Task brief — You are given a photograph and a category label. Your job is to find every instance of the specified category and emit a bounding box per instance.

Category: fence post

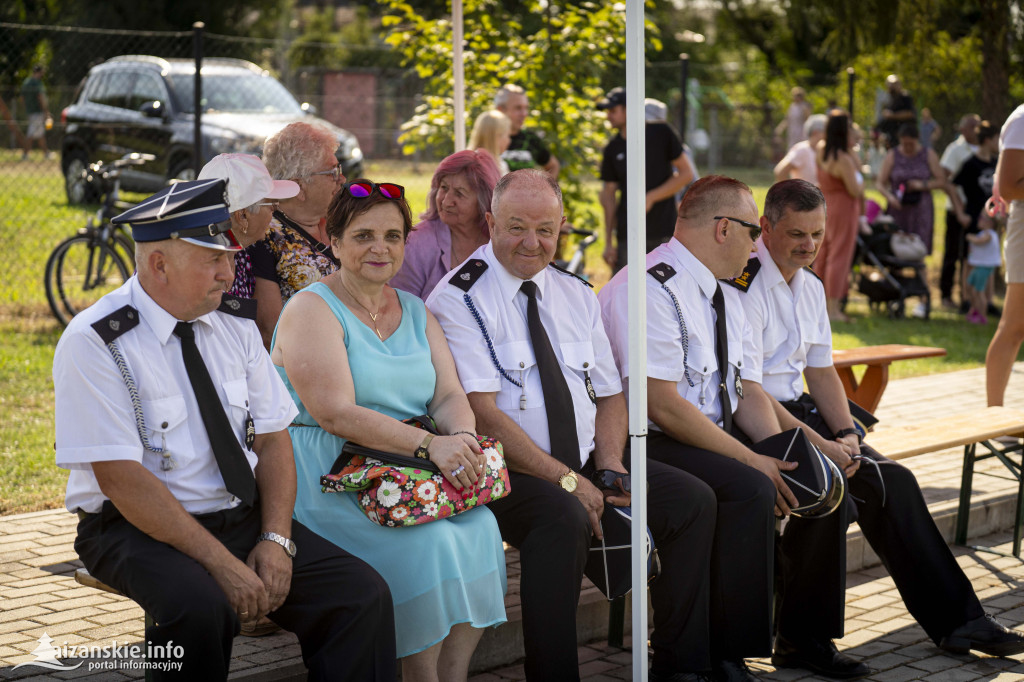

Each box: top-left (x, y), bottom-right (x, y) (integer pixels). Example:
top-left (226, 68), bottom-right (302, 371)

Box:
top-left (193, 21), bottom-right (204, 173)
top-left (679, 53), bottom-right (689, 144)
top-left (847, 67), bottom-right (855, 120)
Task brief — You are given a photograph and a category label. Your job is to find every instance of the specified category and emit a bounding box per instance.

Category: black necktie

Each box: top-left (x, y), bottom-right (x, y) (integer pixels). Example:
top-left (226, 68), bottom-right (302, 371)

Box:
top-left (520, 280), bottom-right (580, 469)
top-left (711, 284), bottom-right (733, 434)
top-left (173, 321), bottom-right (256, 506)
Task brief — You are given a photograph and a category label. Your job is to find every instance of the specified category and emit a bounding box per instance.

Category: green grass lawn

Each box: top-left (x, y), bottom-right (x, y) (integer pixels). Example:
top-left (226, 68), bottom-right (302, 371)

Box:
top-left (0, 156), bottom-right (1003, 513)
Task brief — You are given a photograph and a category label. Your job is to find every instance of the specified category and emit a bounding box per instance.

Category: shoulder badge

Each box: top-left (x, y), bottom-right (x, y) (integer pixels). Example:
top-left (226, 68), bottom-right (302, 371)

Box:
top-left (723, 257), bottom-right (761, 292)
top-left (647, 262), bottom-right (677, 284)
top-left (803, 265), bottom-right (822, 282)
top-left (90, 305), bottom-right (140, 344)
top-left (547, 262), bottom-right (593, 288)
top-left (450, 259), bottom-right (488, 292)
top-left (217, 294), bottom-right (257, 320)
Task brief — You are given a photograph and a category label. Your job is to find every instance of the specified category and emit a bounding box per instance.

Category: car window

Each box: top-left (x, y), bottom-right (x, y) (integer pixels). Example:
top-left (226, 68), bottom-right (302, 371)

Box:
top-left (166, 72), bottom-right (304, 115)
top-left (86, 70), bottom-right (134, 109)
top-left (130, 72), bottom-right (168, 111)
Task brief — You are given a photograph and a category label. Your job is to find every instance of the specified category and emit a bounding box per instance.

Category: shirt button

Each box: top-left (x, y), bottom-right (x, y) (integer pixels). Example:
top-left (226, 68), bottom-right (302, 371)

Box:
top-left (161, 421), bottom-right (168, 429)
top-left (583, 362), bottom-right (590, 368)
top-left (519, 362), bottom-right (525, 368)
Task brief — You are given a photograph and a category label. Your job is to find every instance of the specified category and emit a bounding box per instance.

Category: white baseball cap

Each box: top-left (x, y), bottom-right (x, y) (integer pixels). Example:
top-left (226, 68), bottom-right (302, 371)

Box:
top-left (198, 153), bottom-right (299, 213)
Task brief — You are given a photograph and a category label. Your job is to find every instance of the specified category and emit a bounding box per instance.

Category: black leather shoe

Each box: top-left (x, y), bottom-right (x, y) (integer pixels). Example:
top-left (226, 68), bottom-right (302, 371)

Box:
top-left (940, 613), bottom-right (1024, 656)
top-left (650, 671), bottom-right (713, 682)
top-left (711, 658), bottom-right (760, 682)
top-left (772, 636), bottom-right (871, 679)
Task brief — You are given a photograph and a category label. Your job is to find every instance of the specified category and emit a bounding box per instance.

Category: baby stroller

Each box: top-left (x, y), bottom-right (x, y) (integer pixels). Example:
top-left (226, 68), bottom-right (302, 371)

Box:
top-left (852, 214), bottom-right (931, 319)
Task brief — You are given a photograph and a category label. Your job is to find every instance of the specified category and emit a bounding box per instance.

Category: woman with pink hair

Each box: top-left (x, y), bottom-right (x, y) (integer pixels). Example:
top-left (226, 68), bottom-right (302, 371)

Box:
top-left (391, 149), bottom-right (501, 299)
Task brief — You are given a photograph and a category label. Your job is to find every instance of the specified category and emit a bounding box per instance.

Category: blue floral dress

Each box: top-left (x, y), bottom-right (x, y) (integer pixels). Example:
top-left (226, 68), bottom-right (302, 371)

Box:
top-left (274, 282), bottom-right (507, 657)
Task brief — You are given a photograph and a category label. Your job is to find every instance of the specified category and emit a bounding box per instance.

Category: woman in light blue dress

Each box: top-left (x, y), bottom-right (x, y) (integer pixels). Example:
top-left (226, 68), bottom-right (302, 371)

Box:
top-left (271, 180), bottom-right (506, 682)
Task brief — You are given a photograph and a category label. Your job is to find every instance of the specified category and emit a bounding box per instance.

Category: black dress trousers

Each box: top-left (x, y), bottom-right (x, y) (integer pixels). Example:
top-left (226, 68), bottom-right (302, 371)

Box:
top-left (779, 395), bottom-right (983, 644)
top-left (647, 431), bottom-right (777, 660)
top-left (490, 458), bottom-right (719, 679)
top-left (74, 501), bottom-right (397, 682)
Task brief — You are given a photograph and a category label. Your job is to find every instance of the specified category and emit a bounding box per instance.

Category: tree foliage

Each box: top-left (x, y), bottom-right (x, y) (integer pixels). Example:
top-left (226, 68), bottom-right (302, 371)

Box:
top-left (379, 0), bottom-right (661, 225)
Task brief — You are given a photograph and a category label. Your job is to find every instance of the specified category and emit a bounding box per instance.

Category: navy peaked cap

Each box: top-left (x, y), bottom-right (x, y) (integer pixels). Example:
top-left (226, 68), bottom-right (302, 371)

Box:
top-left (111, 179), bottom-right (239, 251)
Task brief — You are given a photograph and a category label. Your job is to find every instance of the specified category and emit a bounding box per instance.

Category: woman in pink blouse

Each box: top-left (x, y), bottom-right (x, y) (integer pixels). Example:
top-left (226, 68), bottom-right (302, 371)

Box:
top-left (390, 149), bottom-right (500, 299)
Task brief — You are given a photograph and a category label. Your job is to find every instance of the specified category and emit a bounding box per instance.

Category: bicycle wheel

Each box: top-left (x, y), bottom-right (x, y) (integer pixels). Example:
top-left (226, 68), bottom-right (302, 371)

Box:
top-left (111, 231), bottom-right (137, 272)
top-left (45, 235), bottom-right (131, 326)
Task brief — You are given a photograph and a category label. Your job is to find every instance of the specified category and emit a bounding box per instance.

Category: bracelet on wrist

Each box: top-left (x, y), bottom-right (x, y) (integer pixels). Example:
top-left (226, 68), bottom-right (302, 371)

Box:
top-left (452, 430), bottom-right (476, 438)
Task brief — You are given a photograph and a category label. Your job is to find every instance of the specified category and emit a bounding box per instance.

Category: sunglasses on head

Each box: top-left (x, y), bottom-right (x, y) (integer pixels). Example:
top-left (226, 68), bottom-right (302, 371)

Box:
top-left (344, 180), bottom-right (405, 200)
top-left (714, 215), bottom-right (762, 242)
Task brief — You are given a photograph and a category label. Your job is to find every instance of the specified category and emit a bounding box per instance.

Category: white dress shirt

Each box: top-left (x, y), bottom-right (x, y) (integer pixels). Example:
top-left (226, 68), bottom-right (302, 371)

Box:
top-left (737, 240), bottom-right (833, 403)
top-left (597, 238), bottom-right (759, 430)
top-left (55, 276), bottom-right (298, 514)
top-left (426, 243), bottom-right (622, 469)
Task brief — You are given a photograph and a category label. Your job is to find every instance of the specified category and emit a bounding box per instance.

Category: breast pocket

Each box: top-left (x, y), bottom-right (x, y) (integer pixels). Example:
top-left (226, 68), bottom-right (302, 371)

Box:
top-left (684, 343), bottom-right (716, 408)
top-left (222, 377), bottom-right (251, 443)
top-left (140, 394), bottom-right (189, 468)
top-left (560, 340), bottom-right (596, 401)
top-left (495, 341), bottom-right (536, 410)
top-left (727, 339), bottom-right (746, 381)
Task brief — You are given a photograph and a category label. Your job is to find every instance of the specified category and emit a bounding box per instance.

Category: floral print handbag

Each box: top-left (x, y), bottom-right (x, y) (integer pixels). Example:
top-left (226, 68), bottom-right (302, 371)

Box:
top-left (320, 417), bottom-right (511, 527)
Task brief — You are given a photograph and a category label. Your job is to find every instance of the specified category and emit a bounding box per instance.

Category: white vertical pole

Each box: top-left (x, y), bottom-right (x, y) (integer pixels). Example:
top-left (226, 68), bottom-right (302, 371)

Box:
top-left (453, 0), bottom-right (466, 151)
top-left (625, 1), bottom-right (648, 680)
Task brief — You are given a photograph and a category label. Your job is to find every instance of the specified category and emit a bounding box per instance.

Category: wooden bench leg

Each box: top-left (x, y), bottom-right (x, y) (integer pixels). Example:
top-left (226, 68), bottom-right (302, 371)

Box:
top-left (956, 443), bottom-right (977, 546)
top-left (1014, 449), bottom-right (1024, 557)
top-left (607, 596), bottom-right (625, 649)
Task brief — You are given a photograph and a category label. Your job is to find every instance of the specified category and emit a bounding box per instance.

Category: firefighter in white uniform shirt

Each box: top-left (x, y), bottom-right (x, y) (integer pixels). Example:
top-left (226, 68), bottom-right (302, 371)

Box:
top-left (427, 169), bottom-right (718, 682)
top-left (737, 178), bottom-right (1024, 678)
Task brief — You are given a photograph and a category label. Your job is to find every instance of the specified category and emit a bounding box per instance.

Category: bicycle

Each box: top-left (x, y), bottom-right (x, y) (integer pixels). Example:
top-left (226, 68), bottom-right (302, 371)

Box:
top-left (45, 153), bottom-right (154, 326)
top-left (554, 227), bottom-right (599, 278)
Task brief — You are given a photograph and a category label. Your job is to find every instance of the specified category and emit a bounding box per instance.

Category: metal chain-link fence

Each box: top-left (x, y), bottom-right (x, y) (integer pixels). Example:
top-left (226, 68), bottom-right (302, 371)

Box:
top-left (1, 22), bottom-right (420, 318)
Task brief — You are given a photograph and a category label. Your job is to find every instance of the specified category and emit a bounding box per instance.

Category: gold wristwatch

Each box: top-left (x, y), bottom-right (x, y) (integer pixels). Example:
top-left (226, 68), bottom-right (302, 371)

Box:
top-left (558, 469), bottom-right (579, 493)
top-left (414, 433), bottom-right (434, 459)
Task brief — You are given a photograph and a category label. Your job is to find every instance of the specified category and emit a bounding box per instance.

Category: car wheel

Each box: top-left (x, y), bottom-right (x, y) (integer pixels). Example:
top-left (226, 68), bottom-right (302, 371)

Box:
top-left (169, 159), bottom-right (196, 183)
top-left (64, 150), bottom-right (97, 205)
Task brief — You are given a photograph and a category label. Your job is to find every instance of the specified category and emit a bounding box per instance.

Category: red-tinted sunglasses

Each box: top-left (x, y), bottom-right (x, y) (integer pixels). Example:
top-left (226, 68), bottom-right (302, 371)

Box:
top-left (344, 180), bottom-right (405, 200)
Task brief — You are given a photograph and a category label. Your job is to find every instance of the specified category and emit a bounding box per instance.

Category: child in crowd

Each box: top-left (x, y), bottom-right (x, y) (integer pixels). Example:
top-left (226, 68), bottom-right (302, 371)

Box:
top-left (965, 213), bottom-right (1003, 324)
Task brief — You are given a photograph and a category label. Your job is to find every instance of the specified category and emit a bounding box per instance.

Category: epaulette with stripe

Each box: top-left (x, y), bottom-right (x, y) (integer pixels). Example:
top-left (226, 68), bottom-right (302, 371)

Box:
top-left (803, 266), bottom-right (822, 282)
top-left (90, 305), bottom-right (140, 344)
top-left (723, 257), bottom-right (761, 292)
top-left (217, 294), bottom-right (257, 320)
top-left (547, 262), bottom-right (593, 288)
top-left (450, 259), bottom-right (488, 292)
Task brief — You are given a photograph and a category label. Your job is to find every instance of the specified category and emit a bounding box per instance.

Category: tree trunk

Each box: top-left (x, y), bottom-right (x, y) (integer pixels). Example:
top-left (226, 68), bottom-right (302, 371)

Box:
top-left (979, 0), bottom-right (1010, 123)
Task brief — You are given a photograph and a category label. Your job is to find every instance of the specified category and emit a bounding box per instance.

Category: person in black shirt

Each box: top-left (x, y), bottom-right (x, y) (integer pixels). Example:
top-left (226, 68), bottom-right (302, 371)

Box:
top-left (597, 87), bottom-right (695, 272)
top-left (877, 75), bottom-right (916, 149)
top-left (495, 84), bottom-right (560, 178)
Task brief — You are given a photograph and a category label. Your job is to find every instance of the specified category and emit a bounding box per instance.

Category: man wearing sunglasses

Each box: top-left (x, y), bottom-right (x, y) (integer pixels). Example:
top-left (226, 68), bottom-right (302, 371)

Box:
top-left (428, 169), bottom-right (718, 682)
top-left (600, 175), bottom-right (811, 682)
top-left (739, 179), bottom-right (1024, 677)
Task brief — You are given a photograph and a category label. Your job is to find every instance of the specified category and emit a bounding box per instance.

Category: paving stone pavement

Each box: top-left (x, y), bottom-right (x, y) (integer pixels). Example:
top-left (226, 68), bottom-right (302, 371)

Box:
top-left (3, 362), bottom-right (1024, 680)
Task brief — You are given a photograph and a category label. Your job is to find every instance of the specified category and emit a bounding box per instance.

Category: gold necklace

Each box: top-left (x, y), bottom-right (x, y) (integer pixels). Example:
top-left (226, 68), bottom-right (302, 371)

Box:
top-left (340, 279), bottom-right (386, 340)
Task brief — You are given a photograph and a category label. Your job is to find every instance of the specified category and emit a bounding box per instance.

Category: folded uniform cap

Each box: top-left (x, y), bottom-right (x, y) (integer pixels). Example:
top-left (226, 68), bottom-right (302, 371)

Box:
top-left (111, 178), bottom-right (240, 251)
top-left (584, 505), bottom-right (660, 600)
top-left (596, 86), bottom-right (626, 111)
top-left (752, 428), bottom-right (845, 518)
top-left (197, 153), bottom-right (299, 213)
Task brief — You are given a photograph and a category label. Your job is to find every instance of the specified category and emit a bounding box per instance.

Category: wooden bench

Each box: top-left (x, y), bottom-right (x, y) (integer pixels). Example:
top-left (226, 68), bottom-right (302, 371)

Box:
top-left (74, 568), bottom-right (156, 682)
top-left (864, 406), bottom-right (1024, 555)
top-left (832, 344), bottom-right (947, 412)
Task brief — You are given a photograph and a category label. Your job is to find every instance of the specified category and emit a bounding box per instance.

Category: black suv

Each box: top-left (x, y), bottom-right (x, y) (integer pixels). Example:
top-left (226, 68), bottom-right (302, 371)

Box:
top-left (61, 55), bottom-right (364, 203)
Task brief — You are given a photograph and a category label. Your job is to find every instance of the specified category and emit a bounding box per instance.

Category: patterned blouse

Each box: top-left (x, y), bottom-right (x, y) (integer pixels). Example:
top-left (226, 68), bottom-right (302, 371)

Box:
top-left (250, 213), bottom-right (339, 304)
top-left (228, 249), bottom-right (255, 299)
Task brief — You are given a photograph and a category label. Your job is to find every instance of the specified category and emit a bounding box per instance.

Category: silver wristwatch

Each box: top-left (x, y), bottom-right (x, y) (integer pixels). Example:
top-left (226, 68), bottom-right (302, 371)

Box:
top-left (257, 532), bottom-right (297, 559)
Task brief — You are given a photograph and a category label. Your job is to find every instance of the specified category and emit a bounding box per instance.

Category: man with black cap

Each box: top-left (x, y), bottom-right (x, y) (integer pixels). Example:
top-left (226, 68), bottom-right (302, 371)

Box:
top-left (427, 169), bottom-right (717, 682)
top-left (738, 178), bottom-right (1024, 678)
top-left (598, 86), bottom-right (694, 272)
top-left (598, 175), bottom-right (865, 681)
top-left (53, 179), bottom-right (396, 680)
